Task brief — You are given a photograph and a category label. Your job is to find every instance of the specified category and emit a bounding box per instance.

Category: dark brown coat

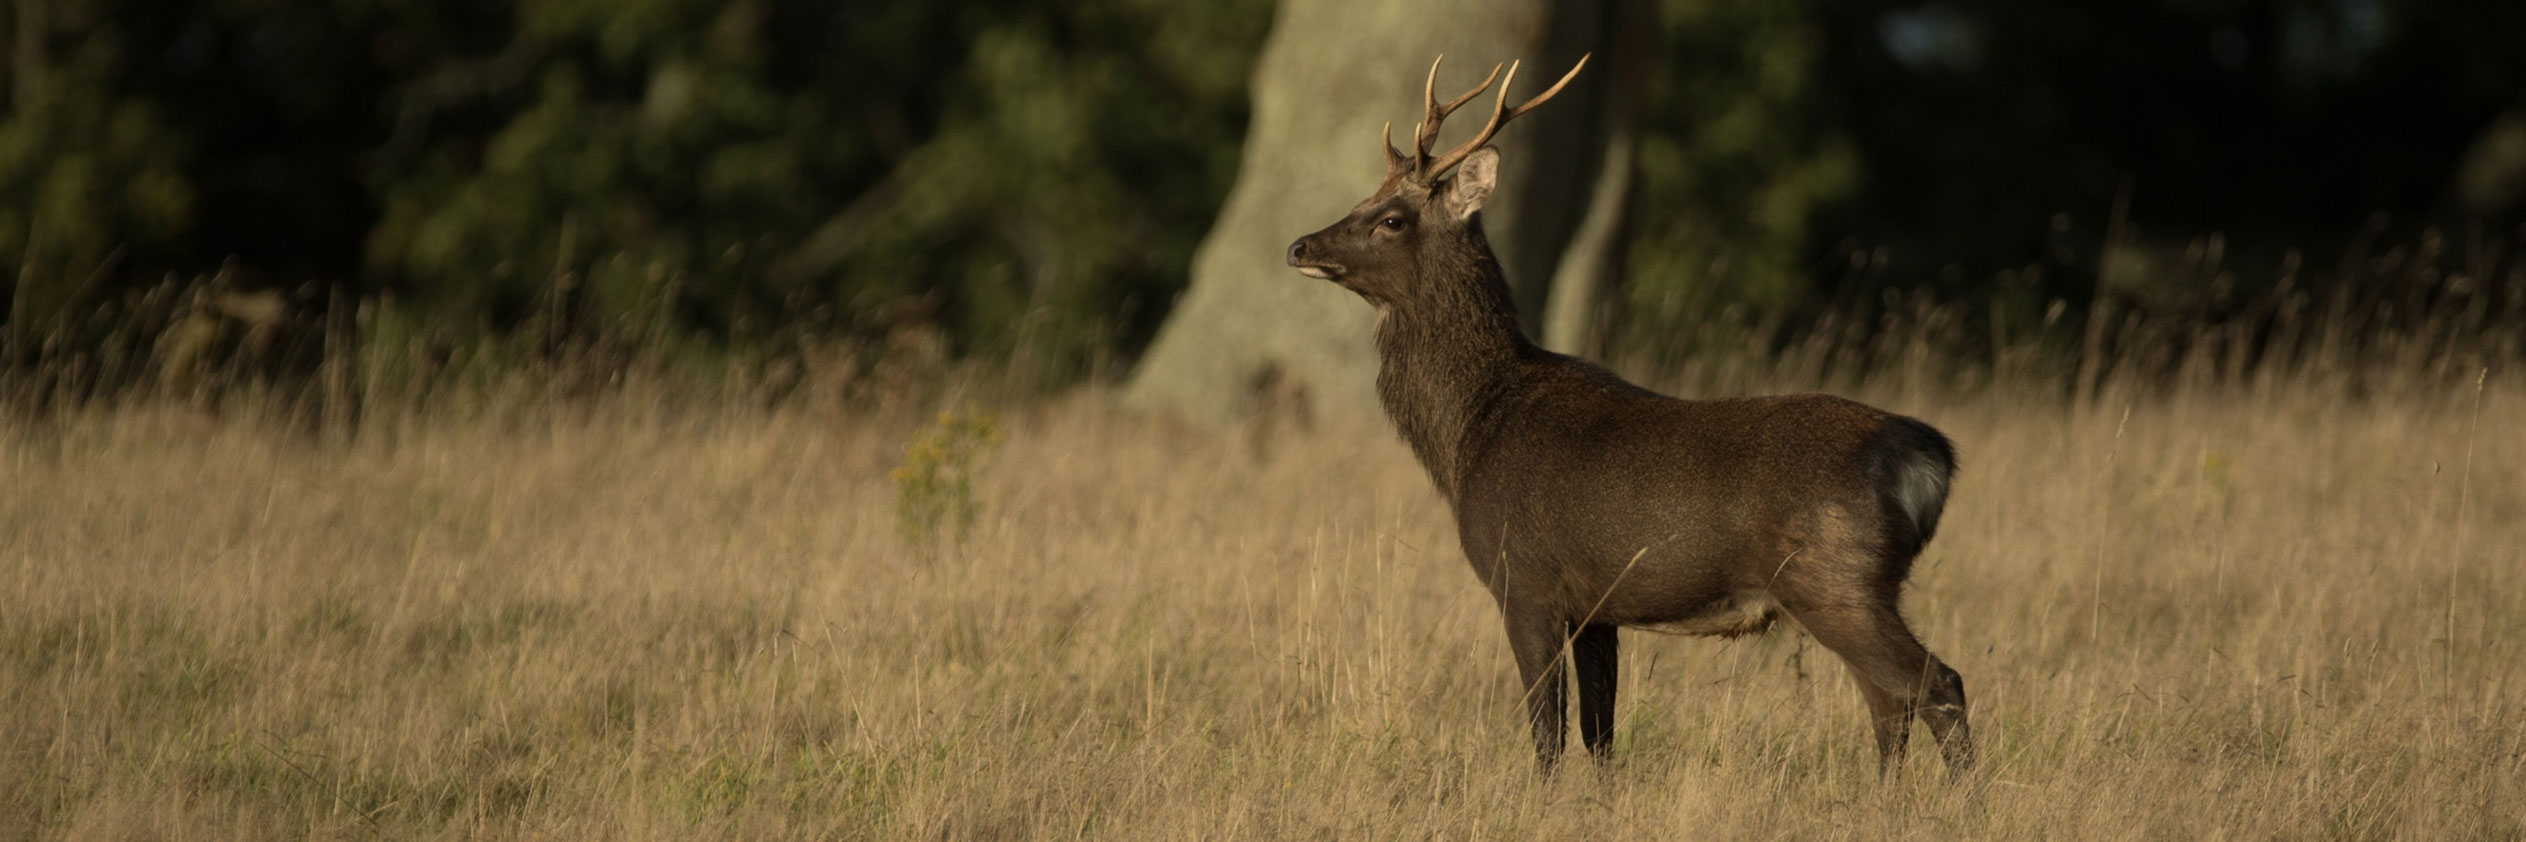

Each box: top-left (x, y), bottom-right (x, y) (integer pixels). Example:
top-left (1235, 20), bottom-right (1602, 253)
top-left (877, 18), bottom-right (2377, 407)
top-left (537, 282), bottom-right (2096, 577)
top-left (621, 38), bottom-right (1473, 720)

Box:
top-left (1285, 57), bottom-right (1973, 774)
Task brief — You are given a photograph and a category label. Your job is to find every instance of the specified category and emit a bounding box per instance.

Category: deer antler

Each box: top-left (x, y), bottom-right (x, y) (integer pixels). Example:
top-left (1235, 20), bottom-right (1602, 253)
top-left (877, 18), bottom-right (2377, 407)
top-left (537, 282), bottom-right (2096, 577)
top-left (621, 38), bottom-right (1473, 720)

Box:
top-left (1392, 53), bottom-right (1589, 183)
top-left (1414, 56), bottom-right (1504, 165)
top-left (1386, 56), bottom-right (1499, 175)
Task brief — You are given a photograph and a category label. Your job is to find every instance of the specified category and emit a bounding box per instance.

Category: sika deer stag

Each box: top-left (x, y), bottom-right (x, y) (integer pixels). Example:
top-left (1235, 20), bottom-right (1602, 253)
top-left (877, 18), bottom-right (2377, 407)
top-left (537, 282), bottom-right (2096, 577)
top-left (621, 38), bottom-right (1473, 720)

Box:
top-left (1284, 56), bottom-right (1974, 776)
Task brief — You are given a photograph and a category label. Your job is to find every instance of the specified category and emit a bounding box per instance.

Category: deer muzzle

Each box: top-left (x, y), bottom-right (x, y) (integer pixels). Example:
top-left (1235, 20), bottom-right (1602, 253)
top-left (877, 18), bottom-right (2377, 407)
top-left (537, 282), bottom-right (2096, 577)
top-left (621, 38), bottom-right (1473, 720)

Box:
top-left (1286, 237), bottom-right (1338, 279)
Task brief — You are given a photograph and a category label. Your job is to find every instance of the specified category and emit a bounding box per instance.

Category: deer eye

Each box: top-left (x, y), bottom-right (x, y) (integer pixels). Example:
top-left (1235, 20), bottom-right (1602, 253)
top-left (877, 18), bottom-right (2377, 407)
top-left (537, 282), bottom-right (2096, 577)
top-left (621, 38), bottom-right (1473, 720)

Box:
top-left (1378, 215), bottom-right (1407, 231)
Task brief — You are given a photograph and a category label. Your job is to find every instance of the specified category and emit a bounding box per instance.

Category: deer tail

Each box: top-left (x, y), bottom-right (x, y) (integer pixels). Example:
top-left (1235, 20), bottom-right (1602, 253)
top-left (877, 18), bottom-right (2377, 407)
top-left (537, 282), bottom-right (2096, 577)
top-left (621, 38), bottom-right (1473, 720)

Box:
top-left (1878, 416), bottom-right (1957, 552)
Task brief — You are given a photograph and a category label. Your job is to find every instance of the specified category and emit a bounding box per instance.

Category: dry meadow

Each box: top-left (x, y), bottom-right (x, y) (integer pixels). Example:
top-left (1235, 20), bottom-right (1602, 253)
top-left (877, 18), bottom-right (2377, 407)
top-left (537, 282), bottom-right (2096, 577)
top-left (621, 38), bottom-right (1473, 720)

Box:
top-left (4, 363), bottom-right (2523, 840)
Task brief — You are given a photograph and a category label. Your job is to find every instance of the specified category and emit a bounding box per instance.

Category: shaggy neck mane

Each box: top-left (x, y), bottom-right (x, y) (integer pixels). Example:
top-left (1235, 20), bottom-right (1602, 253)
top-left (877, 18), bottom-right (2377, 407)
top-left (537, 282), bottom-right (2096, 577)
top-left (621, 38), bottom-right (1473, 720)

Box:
top-left (1373, 217), bottom-right (1532, 501)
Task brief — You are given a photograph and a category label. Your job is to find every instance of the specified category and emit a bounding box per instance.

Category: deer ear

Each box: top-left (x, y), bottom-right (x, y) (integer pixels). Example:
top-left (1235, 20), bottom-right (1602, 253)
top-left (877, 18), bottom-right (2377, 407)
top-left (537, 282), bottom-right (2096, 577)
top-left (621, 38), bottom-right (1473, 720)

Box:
top-left (1441, 146), bottom-right (1500, 220)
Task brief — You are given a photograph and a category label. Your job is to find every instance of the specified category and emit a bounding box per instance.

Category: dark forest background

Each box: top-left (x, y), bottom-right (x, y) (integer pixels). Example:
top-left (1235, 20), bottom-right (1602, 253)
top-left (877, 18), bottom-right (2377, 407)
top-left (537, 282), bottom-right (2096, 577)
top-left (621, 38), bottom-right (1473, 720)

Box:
top-left (4, 0), bottom-right (2521, 411)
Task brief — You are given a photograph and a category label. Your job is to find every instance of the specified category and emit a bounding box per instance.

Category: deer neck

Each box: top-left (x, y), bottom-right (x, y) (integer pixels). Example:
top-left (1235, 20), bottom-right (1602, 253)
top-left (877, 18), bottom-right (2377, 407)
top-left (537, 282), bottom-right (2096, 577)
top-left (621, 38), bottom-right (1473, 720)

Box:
top-left (1372, 234), bottom-right (1530, 501)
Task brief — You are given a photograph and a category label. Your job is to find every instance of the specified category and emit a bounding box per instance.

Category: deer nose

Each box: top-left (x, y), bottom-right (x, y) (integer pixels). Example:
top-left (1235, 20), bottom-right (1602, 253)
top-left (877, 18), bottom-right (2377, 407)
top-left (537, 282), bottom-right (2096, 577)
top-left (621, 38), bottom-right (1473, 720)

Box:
top-left (1285, 239), bottom-right (1310, 266)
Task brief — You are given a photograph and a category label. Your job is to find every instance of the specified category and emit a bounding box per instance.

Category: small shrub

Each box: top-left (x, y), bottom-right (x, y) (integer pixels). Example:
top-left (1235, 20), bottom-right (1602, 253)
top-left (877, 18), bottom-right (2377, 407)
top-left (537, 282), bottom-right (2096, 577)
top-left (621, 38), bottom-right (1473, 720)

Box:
top-left (890, 406), bottom-right (1002, 555)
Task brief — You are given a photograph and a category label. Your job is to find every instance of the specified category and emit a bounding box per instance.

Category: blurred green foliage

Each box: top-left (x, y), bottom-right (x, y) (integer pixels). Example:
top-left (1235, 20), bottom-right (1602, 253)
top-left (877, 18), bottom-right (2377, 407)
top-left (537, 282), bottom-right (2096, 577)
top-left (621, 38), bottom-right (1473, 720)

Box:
top-left (2, 0), bottom-right (2520, 397)
top-left (4, 0), bottom-right (1270, 389)
top-left (1622, 0), bottom-right (2526, 367)
top-left (1625, 0), bottom-right (1860, 345)
top-left (363, 0), bottom-right (1272, 381)
top-left (0, 3), bottom-right (191, 330)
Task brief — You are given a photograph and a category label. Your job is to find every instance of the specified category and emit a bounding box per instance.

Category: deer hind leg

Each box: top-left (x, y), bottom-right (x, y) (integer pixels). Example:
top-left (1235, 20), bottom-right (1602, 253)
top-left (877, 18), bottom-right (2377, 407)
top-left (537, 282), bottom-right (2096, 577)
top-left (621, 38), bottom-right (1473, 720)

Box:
top-left (1850, 668), bottom-right (1914, 776)
top-left (1572, 622), bottom-right (1619, 761)
top-left (1786, 599), bottom-right (1974, 778)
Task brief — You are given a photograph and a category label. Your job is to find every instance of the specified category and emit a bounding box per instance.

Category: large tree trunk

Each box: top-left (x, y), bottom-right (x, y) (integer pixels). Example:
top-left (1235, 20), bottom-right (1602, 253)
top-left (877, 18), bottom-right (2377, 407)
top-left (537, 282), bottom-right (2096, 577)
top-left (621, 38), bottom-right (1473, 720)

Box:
top-left (1124, 0), bottom-right (1618, 425)
top-left (1541, 0), bottom-right (1649, 358)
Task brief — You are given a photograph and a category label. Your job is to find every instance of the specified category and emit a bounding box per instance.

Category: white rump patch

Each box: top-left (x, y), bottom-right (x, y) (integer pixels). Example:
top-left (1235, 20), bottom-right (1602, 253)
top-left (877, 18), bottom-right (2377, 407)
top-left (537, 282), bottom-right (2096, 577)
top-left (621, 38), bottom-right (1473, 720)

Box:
top-left (1890, 450), bottom-right (1951, 536)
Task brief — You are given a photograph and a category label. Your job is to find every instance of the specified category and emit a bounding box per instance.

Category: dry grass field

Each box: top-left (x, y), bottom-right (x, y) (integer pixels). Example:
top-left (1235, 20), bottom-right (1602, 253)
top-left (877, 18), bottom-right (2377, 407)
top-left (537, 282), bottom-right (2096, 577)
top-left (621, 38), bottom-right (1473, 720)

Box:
top-left (5, 362), bottom-right (2523, 840)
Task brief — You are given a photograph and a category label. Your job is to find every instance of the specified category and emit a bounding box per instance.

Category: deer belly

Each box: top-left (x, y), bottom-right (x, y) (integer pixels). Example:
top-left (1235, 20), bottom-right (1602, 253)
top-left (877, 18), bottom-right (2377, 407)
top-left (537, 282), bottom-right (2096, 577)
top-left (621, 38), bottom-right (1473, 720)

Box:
top-left (1631, 591), bottom-right (1781, 639)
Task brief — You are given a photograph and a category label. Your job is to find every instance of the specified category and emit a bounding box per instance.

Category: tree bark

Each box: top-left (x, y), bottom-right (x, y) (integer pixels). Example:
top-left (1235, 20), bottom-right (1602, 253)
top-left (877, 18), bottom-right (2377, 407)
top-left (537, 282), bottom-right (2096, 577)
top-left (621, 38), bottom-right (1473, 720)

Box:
top-left (1540, 123), bottom-right (1632, 357)
top-left (1540, 0), bottom-right (1649, 358)
top-left (1124, 0), bottom-right (1615, 425)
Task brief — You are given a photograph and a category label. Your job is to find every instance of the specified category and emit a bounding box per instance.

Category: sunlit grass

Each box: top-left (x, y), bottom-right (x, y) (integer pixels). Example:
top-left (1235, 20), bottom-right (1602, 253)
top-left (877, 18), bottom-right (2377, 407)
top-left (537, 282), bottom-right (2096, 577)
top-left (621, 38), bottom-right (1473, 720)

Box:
top-left (4, 362), bottom-right (2522, 839)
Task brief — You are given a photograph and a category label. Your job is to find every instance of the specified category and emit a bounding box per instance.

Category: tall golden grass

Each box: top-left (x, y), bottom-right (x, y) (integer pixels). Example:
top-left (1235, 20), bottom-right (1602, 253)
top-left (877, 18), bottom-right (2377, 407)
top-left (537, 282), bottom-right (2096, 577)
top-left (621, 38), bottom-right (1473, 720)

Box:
top-left (4, 351), bottom-right (2521, 840)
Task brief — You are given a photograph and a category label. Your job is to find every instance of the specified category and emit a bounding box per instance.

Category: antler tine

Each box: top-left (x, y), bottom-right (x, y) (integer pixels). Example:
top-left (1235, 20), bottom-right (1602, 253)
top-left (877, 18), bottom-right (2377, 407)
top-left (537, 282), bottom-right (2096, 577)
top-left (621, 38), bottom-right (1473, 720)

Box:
top-left (1381, 121), bottom-right (1410, 172)
top-left (1419, 54), bottom-right (1590, 181)
top-left (1428, 59), bottom-right (1504, 121)
top-left (1421, 59), bottom-right (1519, 180)
top-left (1499, 52), bottom-right (1588, 124)
top-left (1413, 57), bottom-right (1505, 166)
top-left (1421, 54), bottom-right (1443, 119)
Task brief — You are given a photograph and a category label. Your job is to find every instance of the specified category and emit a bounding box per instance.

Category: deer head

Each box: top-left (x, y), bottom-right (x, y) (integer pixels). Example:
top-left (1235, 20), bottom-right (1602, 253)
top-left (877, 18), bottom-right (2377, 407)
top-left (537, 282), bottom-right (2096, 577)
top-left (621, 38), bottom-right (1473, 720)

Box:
top-left (1284, 55), bottom-right (1588, 306)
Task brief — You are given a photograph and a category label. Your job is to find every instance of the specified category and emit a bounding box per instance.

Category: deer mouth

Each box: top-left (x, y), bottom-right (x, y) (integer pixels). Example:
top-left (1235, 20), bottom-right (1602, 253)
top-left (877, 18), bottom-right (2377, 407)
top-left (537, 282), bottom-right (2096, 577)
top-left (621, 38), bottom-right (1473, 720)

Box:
top-left (1286, 237), bottom-right (1342, 279)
